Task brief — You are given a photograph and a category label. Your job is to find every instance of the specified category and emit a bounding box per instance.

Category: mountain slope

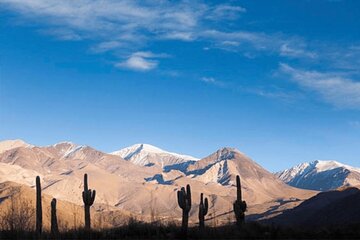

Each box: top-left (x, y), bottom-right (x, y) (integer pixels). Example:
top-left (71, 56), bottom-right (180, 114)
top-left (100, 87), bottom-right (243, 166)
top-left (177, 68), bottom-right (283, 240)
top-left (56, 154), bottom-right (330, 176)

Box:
top-left (184, 147), bottom-right (316, 204)
top-left (0, 139), bottom-right (32, 154)
top-left (266, 187), bottom-right (360, 227)
top-left (111, 143), bottom-right (198, 167)
top-left (276, 160), bottom-right (360, 191)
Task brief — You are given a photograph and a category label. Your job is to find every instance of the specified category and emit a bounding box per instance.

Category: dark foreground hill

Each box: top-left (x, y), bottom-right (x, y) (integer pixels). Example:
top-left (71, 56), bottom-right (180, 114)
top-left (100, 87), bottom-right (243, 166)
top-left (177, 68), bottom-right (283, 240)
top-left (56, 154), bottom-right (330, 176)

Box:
top-left (1, 221), bottom-right (360, 240)
top-left (264, 187), bottom-right (360, 228)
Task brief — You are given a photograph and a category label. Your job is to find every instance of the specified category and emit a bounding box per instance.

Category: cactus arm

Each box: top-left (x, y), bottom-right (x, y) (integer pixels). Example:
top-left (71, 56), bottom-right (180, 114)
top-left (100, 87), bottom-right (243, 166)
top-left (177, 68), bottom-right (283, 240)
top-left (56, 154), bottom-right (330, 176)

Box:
top-left (236, 175), bottom-right (242, 201)
top-left (186, 184), bottom-right (191, 209)
top-left (84, 173), bottom-right (88, 191)
top-left (177, 191), bottom-right (183, 208)
top-left (91, 190), bottom-right (96, 205)
top-left (204, 198), bottom-right (209, 215)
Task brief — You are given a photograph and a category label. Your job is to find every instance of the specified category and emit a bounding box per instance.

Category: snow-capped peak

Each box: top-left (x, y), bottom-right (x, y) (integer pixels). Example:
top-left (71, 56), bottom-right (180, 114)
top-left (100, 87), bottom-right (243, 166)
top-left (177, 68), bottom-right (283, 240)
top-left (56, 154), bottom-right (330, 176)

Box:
top-left (111, 143), bottom-right (198, 167)
top-left (112, 143), bottom-right (198, 160)
top-left (313, 160), bottom-right (360, 172)
top-left (279, 160), bottom-right (360, 177)
top-left (276, 160), bottom-right (360, 191)
top-left (50, 141), bottom-right (87, 158)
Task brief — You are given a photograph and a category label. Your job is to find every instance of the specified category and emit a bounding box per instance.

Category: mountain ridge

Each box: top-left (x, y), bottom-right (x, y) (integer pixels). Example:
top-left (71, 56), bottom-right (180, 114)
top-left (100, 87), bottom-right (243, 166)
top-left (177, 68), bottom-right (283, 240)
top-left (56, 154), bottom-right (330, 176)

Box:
top-left (111, 143), bottom-right (199, 167)
top-left (276, 160), bottom-right (360, 191)
top-left (0, 139), bottom-right (317, 224)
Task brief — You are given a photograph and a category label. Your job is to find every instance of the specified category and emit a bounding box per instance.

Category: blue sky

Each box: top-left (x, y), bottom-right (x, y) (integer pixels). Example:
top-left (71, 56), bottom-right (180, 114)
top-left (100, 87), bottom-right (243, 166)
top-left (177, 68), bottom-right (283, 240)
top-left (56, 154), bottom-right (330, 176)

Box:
top-left (0, 0), bottom-right (360, 171)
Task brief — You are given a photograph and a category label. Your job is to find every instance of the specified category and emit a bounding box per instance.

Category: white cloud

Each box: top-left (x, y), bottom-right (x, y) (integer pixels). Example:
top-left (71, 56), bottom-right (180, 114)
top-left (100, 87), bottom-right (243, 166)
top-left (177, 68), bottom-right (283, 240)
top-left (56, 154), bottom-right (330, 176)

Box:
top-left (201, 77), bottom-right (217, 83)
top-left (280, 63), bottom-right (360, 109)
top-left (116, 51), bottom-right (168, 71)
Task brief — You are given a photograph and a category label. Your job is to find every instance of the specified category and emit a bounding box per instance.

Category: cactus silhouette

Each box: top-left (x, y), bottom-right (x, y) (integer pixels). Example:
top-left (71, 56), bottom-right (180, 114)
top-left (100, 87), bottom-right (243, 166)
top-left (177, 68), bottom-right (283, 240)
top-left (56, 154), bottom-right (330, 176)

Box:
top-left (36, 176), bottom-right (42, 236)
top-left (177, 184), bottom-right (191, 236)
top-left (82, 173), bottom-right (96, 230)
top-left (51, 198), bottom-right (59, 236)
top-left (233, 175), bottom-right (247, 226)
top-left (198, 193), bottom-right (208, 230)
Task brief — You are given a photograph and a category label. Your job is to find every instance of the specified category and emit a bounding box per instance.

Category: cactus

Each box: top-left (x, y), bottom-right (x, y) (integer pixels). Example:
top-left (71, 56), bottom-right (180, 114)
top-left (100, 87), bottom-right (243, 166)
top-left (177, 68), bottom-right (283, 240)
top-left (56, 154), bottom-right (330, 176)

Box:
top-left (36, 176), bottom-right (42, 235)
top-left (82, 173), bottom-right (96, 230)
top-left (233, 175), bottom-right (247, 226)
top-left (198, 193), bottom-right (208, 230)
top-left (177, 184), bottom-right (191, 235)
top-left (51, 198), bottom-right (59, 236)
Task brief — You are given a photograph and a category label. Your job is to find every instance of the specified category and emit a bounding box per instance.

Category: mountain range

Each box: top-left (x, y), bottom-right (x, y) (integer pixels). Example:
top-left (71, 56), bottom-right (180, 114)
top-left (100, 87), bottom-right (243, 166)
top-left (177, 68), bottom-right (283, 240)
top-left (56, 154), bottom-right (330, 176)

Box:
top-left (0, 139), bottom-right (359, 229)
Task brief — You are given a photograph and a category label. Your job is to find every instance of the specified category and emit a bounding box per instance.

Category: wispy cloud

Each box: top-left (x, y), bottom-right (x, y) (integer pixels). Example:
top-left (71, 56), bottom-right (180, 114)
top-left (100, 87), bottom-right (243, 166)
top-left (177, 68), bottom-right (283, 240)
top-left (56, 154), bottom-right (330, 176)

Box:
top-left (0, 0), bottom-right (247, 71)
top-left (247, 87), bottom-right (302, 102)
top-left (280, 63), bottom-right (360, 109)
top-left (91, 41), bottom-right (123, 53)
top-left (280, 43), bottom-right (317, 59)
top-left (1, 0), bottom-right (357, 82)
top-left (206, 4), bottom-right (246, 20)
top-left (200, 76), bottom-right (300, 103)
top-left (200, 77), bottom-right (227, 87)
top-left (201, 30), bottom-right (316, 60)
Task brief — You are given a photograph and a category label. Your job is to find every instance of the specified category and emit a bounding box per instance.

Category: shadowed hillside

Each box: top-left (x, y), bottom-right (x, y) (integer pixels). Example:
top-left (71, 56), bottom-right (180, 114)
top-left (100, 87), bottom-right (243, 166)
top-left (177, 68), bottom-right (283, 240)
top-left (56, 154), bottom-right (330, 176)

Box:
top-left (264, 187), bottom-right (360, 228)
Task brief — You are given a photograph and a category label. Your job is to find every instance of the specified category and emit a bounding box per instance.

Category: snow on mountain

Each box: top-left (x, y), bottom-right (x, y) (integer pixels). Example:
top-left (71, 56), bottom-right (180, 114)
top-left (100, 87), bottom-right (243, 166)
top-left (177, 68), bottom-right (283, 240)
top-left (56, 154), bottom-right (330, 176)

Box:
top-left (111, 143), bottom-right (199, 167)
top-left (185, 147), bottom-right (316, 204)
top-left (47, 141), bottom-right (87, 159)
top-left (275, 160), bottom-right (360, 191)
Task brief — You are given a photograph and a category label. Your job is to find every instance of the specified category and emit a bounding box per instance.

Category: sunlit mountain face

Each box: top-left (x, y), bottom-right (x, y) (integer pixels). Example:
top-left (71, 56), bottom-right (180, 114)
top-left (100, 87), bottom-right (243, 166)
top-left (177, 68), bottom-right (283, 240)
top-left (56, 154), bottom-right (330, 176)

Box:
top-left (276, 160), bottom-right (360, 191)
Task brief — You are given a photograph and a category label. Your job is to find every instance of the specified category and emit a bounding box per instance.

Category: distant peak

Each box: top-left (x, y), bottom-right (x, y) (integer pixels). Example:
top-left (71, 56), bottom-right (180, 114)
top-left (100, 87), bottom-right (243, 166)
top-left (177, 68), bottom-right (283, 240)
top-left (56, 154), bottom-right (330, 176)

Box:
top-left (279, 160), bottom-right (360, 177)
top-left (51, 141), bottom-right (89, 149)
top-left (276, 159), bottom-right (360, 191)
top-left (132, 143), bottom-right (166, 153)
top-left (53, 141), bottom-right (78, 147)
top-left (205, 147), bottom-right (243, 163)
top-left (0, 139), bottom-right (29, 145)
top-left (215, 147), bottom-right (245, 157)
top-left (111, 143), bottom-right (199, 161)
top-left (219, 147), bottom-right (236, 151)
top-left (0, 139), bottom-right (33, 153)
top-left (50, 141), bottom-right (88, 158)
top-left (311, 160), bottom-right (360, 172)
